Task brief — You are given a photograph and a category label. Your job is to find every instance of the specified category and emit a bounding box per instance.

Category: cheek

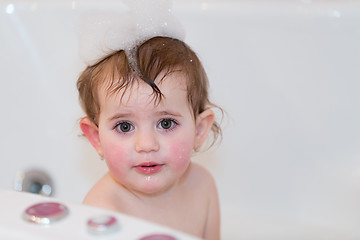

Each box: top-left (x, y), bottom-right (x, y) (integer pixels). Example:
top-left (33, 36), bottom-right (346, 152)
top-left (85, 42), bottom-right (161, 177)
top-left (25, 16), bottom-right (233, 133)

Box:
top-left (101, 140), bottom-right (130, 172)
top-left (169, 140), bottom-right (193, 168)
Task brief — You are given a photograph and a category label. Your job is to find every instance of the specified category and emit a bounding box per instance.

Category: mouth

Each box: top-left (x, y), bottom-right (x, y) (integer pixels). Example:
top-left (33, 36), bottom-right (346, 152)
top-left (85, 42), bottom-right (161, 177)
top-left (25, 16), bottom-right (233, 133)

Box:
top-left (134, 162), bottom-right (164, 174)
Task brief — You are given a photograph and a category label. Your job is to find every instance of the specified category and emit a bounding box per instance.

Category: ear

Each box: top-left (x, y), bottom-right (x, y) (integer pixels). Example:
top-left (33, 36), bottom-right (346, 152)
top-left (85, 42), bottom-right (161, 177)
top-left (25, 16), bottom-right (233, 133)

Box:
top-left (80, 117), bottom-right (104, 158)
top-left (194, 109), bottom-right (215, 150)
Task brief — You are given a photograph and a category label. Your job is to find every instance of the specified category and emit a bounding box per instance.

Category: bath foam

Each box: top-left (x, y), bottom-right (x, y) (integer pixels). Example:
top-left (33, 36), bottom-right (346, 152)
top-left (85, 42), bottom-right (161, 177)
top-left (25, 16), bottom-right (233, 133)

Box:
top-left (78, 0), bottom-right (186, 66)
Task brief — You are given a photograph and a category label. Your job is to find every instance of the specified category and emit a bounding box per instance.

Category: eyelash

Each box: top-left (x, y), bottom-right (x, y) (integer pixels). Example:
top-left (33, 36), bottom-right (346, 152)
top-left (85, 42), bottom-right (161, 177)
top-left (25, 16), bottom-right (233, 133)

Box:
top-left (113, 118), bottom-right (179, 133)
top-left (157, 118), bottom-right (179, 132)
top-left (114, 121), bottom-right (134, 133)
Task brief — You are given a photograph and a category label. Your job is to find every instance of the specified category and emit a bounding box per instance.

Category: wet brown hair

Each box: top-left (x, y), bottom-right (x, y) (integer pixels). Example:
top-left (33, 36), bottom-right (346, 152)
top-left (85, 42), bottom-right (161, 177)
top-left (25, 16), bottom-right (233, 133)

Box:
top-left (77, 36), bottom-right (221, 146)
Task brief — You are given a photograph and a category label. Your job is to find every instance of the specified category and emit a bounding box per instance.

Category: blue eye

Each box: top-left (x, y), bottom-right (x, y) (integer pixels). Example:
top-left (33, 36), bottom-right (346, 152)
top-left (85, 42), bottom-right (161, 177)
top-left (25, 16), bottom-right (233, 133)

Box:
top-left (158, 118), bottom-right (177, 130)
top-left (115, 121), bottom-right (134, 133)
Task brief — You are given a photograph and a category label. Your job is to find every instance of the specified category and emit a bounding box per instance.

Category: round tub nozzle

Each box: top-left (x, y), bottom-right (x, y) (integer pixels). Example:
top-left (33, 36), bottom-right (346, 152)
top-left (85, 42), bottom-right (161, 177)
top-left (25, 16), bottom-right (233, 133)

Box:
top-left (14, 169), bottom-right (54, 197)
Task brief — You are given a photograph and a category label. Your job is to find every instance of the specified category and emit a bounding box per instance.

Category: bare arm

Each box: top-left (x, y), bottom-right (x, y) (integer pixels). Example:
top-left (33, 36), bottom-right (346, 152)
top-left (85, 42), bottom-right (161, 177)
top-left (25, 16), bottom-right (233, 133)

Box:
top-left (203, 175), bottom-right (221, 240)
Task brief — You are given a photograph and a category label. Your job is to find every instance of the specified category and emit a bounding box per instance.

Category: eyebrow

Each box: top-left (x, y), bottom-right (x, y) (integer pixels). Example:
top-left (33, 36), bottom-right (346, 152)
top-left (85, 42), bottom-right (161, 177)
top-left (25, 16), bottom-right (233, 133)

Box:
top-left (155, 110), bottom-right (182, 117)
top-left (107, 110), bottom-right (182, 122)
top-left (108, 113), bottom-right (132, 122)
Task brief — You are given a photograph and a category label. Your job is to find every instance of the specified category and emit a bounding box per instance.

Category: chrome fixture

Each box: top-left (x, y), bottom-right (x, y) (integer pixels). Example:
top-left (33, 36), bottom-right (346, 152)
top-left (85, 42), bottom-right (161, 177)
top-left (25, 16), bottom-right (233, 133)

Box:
top-left (14, 169), bottom-right (54, 197)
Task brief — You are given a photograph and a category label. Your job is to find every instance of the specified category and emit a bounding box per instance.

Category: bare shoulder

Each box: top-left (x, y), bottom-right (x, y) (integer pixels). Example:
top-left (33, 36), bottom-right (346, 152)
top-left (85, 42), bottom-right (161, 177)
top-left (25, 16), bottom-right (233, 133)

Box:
top-left (83, 173), bottom-right (115, 208)
top-left (186, 162), bottom-right (218, 192)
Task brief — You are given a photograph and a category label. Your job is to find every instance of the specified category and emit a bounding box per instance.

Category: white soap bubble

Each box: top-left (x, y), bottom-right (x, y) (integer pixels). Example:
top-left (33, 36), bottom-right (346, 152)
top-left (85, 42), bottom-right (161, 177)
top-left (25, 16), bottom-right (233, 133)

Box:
top-left (78, 0), bottom-right (185, 66)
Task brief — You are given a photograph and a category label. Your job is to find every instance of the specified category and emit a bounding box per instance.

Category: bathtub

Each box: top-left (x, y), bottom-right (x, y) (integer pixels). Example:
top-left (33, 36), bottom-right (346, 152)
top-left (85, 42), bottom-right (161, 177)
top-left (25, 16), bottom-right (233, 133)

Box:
top-left (1, 0), bottom-right (360, 239)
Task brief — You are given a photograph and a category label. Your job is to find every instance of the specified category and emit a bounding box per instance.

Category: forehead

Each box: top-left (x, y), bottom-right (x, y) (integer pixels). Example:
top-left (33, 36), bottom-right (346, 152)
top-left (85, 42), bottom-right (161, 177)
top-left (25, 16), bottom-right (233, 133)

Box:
top-left (98, 71), bottom-right (188, 108)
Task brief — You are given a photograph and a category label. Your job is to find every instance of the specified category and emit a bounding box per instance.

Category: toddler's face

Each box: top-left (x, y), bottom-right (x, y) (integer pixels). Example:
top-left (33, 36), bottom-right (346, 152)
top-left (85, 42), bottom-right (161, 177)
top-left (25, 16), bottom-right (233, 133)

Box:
top-left (96, 72), bottom-right (196, 195)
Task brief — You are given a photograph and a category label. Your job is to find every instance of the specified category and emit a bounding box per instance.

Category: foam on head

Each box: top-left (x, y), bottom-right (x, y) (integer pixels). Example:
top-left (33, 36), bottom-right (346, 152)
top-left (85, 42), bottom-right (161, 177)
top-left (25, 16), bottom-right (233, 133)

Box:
top-left (78, 0), bottom-right (186, 66)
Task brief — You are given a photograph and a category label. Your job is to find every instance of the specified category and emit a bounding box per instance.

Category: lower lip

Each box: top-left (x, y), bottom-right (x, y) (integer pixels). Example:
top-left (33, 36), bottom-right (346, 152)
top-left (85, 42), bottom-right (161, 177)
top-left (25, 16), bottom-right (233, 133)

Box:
top-left (134, 164), bottom-right (164, 174)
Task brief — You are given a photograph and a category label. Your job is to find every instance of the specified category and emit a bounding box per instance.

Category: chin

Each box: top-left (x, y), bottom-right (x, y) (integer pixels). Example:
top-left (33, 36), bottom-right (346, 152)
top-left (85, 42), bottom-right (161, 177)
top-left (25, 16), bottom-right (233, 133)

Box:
top-left (135, 179), bottom-right (177, 196)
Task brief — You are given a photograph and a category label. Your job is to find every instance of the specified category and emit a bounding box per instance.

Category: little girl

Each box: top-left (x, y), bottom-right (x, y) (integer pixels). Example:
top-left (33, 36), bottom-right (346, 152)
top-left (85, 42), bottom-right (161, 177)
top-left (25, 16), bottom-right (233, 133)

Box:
top-left (77, 5), bottom-right (222, 240)
top-left (77, 37), bottom-right (220, 239)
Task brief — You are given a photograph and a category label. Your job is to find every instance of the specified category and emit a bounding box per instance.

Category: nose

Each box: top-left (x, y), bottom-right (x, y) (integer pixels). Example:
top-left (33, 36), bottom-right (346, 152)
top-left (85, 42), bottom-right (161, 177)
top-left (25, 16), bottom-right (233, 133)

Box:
top-left (135, 128), bottom-right (160, 153)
